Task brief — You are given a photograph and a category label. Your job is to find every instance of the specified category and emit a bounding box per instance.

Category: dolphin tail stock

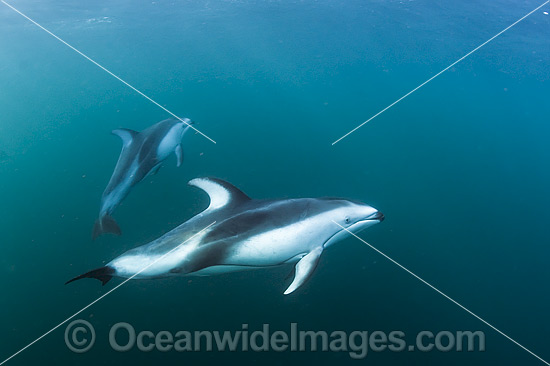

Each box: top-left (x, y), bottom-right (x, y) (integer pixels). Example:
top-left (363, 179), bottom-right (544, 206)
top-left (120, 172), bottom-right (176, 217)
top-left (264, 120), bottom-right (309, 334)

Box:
top-left (92, 214), bottom-right (122, 240)
top-left (65, 266), bottom-right (115, 286)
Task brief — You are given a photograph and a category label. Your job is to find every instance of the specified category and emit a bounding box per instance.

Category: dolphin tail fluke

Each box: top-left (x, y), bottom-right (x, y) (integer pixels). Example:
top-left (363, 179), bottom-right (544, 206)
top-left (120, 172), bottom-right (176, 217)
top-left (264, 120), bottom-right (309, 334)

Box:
top-left (65, 266), bottom-right (115, 286)
top-left (92, 215), bottom-right (121, 240)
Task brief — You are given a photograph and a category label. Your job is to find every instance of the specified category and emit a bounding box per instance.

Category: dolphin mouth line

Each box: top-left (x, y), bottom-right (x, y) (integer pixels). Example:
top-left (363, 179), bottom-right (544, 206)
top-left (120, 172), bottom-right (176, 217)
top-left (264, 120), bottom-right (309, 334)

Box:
top-left (324, 212), bottom-right (384, 247)
top-left (366, 212), bottom-right (385, 222)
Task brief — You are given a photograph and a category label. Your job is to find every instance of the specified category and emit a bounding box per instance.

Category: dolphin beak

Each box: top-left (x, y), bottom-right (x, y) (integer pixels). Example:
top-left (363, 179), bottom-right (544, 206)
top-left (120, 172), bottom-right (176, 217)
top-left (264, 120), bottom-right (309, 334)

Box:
top-left (180, 118), bottom-right (194, 126)
top-left (368, 211), bottom-right (385, 222)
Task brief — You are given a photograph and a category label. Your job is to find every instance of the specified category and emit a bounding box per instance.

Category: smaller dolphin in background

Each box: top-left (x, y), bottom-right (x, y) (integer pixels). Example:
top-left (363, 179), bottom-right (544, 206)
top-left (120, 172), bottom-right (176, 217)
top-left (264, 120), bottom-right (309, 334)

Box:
top-left (93, 117), bottom-right (194, 240)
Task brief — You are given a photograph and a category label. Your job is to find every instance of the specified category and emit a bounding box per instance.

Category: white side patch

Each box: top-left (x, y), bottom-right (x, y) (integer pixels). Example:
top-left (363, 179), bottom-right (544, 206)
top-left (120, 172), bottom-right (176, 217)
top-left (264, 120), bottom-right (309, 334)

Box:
top-left (111, 229), bottom-right (208, 278)
top-left (189, 178), bottom-right (231, 211)
top-left (157, 124), bottom-right (181, 159)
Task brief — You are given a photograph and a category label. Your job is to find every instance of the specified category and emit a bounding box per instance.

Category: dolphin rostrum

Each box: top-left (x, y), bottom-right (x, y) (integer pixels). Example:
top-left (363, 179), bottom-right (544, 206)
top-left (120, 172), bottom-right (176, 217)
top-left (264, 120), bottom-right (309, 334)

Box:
top-left (92, 118), bottom-right (193, 240)
top-left (74, 178), bottom-right (384, 294)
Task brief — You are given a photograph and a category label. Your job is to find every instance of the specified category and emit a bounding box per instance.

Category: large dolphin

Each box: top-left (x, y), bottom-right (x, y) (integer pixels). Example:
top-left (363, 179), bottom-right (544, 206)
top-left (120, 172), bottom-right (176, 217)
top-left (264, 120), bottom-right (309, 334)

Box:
top-left (92, 118), bottom-right (193, 240)
top-left (73, 178), bottom-right (384, 294)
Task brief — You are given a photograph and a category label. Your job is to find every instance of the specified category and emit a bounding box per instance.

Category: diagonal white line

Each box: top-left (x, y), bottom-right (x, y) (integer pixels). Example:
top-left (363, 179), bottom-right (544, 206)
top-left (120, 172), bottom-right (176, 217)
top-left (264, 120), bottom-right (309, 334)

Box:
top-left (1, 0), bottom-right (217, 144)
top-left (0, 221), bottom-right (216, 366)
top-left (332, 1), bottom-right (550, 145)
top-left (332, 220), bottom-right (549, 365)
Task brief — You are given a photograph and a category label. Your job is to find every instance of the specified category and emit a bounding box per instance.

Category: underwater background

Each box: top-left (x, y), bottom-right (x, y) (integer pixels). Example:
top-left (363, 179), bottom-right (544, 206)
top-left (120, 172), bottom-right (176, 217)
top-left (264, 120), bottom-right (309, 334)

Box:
top-left (1, 0), bottom-right (549, 364)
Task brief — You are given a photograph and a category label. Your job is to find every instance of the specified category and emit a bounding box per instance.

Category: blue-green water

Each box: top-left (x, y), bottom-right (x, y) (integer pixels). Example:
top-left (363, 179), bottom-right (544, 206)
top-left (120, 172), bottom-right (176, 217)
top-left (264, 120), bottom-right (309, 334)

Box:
top-left (1, 0), bottom-right (549, 365)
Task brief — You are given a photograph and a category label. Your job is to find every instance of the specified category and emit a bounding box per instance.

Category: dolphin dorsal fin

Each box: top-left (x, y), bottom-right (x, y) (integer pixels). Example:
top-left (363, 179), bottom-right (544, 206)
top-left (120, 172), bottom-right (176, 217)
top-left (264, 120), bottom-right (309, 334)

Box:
top-left (189, 177), bottom-right (251, 211)
top-left (112, 128), bottom-right (138, 147)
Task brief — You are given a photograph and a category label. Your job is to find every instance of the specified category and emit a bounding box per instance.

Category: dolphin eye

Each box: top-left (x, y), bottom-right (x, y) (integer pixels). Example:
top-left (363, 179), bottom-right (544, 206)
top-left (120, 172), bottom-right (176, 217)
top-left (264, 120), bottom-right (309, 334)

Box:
top-left (344, 216), bottom-right (350, 224)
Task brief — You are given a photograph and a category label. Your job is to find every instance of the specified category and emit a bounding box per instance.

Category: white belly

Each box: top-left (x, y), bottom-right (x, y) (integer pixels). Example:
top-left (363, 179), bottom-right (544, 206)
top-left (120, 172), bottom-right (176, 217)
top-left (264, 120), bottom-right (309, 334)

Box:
top-left (156, 126), bottom-right (179, 159)
top-left (224, 221), bottom-right (323, 266)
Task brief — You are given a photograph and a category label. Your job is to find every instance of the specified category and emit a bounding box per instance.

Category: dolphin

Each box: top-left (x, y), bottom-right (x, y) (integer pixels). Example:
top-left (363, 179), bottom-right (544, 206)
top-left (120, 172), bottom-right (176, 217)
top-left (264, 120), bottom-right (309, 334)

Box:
top-left (73, 177), bottom-right (384, 294)
top-left (92, 117), bottom-right (194, 240)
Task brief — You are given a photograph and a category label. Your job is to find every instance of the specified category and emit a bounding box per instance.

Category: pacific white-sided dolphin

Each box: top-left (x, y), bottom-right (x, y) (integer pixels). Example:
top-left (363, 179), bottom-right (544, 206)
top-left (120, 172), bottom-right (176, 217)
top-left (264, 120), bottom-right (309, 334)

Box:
top-left (92, 118), bottom-right (193, 240)
top-left (73, 178), bottom-right (384, 294)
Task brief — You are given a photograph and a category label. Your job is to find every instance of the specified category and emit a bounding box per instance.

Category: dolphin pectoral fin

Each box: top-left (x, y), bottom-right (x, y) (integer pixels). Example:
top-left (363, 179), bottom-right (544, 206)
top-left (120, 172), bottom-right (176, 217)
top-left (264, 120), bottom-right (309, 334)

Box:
top-left (151, 164), bottom-right (161, 175)
top-left (175, 144), bottom-right (183, 167)
top-left (284, 266), bottom-right (295, 282)
top-left (284, 247), bottom-right (323, 295)
top-left (112, 128), bottom-right (138, 148)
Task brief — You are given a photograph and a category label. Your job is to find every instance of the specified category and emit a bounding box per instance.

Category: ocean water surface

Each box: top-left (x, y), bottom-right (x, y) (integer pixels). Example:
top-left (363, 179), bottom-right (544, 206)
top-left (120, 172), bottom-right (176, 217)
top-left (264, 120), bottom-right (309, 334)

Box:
top-left (0, 0), bottom-right (549, 365)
